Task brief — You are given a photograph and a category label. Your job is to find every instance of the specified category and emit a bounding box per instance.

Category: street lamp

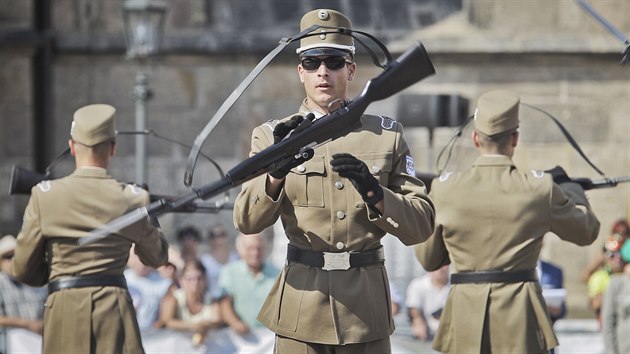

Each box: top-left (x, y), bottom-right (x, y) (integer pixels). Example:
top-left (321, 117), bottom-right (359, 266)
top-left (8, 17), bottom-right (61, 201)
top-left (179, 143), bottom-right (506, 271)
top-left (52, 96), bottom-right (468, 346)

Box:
top-left (122, 0), bottom-right (167, 186)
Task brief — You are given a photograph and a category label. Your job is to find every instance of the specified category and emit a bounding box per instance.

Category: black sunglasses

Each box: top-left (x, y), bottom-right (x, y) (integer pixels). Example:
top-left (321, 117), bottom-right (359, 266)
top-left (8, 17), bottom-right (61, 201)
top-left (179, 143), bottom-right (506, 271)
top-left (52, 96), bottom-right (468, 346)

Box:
top-left (300, 56), bottom-right (350, 71)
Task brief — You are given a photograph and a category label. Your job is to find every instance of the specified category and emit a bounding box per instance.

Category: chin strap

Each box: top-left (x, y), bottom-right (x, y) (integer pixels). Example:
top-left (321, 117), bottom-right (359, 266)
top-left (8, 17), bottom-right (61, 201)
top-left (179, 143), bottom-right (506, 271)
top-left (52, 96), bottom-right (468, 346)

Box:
top-left (183, 26), bottom-right (394, 187)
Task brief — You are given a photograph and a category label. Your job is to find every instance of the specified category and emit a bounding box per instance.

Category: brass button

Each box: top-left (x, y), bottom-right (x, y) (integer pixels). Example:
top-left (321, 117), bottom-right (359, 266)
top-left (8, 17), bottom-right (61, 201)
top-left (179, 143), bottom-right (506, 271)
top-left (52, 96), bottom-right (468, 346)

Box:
top-left (371, 165), bottom-right (380, 173)
top-left (336, 211), bottom-right (346, 220)
top-left (297, 165), bottom-right (306, 173)
top-left (335, 181), bottom-right (344, 190)
top-left (336, 242), bottom-right (345, 250)
top-left (319, 29), bottom-right (327, 40)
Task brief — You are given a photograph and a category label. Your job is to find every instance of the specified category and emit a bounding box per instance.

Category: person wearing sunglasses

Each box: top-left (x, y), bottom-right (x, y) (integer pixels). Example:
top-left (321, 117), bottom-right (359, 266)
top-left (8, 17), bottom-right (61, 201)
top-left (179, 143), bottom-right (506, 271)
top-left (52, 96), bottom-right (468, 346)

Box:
top-left (234, 8), bottom-right (435, 354)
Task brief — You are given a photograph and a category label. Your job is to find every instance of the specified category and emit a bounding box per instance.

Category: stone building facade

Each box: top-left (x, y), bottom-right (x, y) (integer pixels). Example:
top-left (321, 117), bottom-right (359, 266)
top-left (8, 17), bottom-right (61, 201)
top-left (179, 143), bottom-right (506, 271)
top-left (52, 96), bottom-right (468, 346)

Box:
top-left (1, 0), bottom-right (628, 317)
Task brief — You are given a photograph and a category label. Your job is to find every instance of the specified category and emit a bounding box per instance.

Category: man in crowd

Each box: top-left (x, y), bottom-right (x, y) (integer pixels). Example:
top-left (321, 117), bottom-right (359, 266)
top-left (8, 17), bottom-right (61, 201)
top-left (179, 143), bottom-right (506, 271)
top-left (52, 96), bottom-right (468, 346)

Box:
top-left (0, 234), bottom-right (46, 353)
top-left (234, 9), bottom-right (434, 353)
top-left (125, 247), bottom-right (173, 331)
top-left (415, 90), bottom-right (600, 354)
top-left (217, 231), bottom-right (278, 335)
top-left (406, 265), bottom-right (450, 341)
top-left (13, 104), bottom-right (169, 354)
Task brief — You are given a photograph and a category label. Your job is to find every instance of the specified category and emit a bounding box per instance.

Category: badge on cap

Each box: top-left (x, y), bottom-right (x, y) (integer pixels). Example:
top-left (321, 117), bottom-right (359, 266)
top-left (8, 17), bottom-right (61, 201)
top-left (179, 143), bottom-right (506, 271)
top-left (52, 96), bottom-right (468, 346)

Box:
top-left (296, 9), bottom-right (355, 55)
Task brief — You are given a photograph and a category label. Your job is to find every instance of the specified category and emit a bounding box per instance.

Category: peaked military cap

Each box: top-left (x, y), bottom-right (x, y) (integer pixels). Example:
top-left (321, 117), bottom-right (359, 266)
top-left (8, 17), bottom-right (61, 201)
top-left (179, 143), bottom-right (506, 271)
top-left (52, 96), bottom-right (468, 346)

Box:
top-left (297, 9), bottom-right (355, 57)
top-left (71, 104), bottom-right (117, 146)
top-left (474, 90), bottom-right (520, 136)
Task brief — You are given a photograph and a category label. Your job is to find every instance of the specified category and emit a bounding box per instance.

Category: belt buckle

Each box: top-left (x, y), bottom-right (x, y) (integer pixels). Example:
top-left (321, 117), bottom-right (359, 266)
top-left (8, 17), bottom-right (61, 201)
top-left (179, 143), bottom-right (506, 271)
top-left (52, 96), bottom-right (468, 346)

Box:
top-left (322, 252), bottom-right (351, 271)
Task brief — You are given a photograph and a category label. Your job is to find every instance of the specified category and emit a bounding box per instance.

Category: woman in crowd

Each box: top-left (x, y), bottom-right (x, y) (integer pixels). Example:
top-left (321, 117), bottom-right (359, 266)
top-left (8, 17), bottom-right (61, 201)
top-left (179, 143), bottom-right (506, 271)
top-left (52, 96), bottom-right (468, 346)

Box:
top-left (602, 239), bottom-right (630, 354)
top-left (160, 260), bottom-right (223, 345)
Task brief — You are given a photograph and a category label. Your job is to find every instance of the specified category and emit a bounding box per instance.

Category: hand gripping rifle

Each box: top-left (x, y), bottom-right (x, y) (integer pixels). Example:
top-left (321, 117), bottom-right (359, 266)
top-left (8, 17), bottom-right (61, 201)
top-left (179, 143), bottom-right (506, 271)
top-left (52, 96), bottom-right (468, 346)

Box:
top-left (79, 41), bottom-right (436, 245)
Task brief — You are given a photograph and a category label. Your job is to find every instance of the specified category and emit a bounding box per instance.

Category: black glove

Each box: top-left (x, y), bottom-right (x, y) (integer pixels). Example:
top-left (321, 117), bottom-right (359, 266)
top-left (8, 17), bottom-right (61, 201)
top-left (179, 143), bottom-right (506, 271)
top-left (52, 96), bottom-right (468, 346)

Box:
top-left (330, 153), bottom-right (384, 205)
top-left (268, 114), bottom-right (314, 179)
top-left (544, 165), bottom-right (572, 184)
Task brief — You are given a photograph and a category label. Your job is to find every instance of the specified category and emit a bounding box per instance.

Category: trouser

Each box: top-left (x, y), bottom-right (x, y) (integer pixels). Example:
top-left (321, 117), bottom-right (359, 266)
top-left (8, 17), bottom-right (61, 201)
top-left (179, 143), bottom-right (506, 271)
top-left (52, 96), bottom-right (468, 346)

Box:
top-left (274, 335), bottom-right (391, 354)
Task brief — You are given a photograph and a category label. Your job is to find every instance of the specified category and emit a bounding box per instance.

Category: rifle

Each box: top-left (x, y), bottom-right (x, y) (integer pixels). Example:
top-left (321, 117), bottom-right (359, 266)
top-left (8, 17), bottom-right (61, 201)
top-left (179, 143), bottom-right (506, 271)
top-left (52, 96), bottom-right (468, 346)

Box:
top-left (79, 41), bottom-right (436, 245)
top-left (416, 170), bottom-right (630, 193)
top-left (569, 176), bottom-right (630, 190)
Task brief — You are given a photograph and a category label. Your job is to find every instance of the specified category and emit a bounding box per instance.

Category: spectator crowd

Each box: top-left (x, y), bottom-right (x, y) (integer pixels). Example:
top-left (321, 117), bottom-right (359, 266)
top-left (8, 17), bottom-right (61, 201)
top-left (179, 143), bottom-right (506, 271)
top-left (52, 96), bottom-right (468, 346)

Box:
top-left (1, 217), bottom-right (629, 353)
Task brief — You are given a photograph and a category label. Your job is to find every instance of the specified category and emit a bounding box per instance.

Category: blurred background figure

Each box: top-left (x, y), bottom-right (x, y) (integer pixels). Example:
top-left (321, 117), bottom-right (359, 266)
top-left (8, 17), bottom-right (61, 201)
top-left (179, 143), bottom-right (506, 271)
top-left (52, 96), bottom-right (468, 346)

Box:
top-left (389, 282), bottom-right (403, 316)
top-left (537, 258), bottom-right (566, 324)
top-left (201, 224), bottom-right (238, 295)
top-left (582, 219), bottom-right (630, 283)
top-left (0, 234), bottom-right (46, 353)
top-left (124, 246), bottom-right (172, 331)
top-left (406, 265), bottom-right (450, 341)
top-left (602, 240), bottom-right (630, 354)
top-left (157, 261), bottom-right (179, 295)
top-left (217, 231), bottom-right (278, 335)
top-left (176, 226), bottom-right (203, 263)
top-left (587, 231), bottom-right (627, 328)
top-left (160, 260), bottom-right (223, 346)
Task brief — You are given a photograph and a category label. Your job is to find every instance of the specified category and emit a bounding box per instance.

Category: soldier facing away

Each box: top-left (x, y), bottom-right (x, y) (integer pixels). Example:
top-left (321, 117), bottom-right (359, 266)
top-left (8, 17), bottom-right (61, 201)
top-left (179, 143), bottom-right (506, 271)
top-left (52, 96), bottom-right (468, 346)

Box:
top-left (233, 8), bottom-right (435, 354)
top-left (415, 90), bottom-right (600, 354)
top-left (13, 104), bottom-right (169, 354)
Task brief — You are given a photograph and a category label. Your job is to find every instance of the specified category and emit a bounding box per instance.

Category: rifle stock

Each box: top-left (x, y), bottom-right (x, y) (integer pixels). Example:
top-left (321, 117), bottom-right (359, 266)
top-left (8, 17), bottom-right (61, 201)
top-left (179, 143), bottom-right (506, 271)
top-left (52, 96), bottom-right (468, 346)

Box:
top-left (363, 42), bottom-right (436, 102)
top-left (569, 176), bottom-right (630, 190)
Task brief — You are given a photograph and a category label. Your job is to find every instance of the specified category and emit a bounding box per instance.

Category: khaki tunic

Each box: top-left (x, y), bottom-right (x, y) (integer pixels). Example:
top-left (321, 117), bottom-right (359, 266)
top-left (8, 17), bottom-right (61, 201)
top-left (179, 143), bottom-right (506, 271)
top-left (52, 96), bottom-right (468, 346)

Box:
top-left (234, 104), bottom-right (435, 345)
top-left (13, 168), bottom-right (169, 354)
top-left (415, 155), bottom-right (600, 354)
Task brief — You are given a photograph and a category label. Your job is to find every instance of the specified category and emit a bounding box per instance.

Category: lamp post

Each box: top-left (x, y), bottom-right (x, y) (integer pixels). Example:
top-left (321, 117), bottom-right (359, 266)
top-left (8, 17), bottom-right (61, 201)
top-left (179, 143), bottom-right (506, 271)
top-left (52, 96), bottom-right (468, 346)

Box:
top-left (122, 0), bottom-right (167, 186)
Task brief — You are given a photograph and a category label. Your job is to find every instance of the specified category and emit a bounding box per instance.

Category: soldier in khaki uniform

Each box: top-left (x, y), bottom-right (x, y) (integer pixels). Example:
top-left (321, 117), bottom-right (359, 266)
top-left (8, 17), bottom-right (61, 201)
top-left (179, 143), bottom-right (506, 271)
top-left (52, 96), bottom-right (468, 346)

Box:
top-left (233, 9), bottom-right (435, 354)
top-left (13, 104), bottom-right (169, 354)
top-left (415, 90), bottom-right (601, 354)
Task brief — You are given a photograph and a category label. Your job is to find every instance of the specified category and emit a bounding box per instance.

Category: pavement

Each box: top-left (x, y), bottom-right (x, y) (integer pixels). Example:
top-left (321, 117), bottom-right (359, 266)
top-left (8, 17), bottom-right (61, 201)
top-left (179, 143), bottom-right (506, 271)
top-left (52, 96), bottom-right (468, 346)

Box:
top-left (390, 318), bottom-right (605, 354)
top-left (8, 318), bottom-right (605, 354)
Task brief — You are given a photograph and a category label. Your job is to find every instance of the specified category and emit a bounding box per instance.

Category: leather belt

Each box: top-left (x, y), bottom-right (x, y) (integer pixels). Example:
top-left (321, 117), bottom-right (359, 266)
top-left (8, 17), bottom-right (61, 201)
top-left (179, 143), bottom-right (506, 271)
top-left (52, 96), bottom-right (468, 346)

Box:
top-left (48, 274), bottom-right (127, 294)
top-left (287, 244), bottom-right (385, 271)
top-left (450, 269), bottom-right (538, 284)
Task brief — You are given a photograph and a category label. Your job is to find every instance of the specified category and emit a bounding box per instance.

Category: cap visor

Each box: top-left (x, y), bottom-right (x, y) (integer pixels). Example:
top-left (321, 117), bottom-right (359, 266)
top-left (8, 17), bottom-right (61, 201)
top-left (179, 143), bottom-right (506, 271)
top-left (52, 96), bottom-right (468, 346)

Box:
top-left (299, 48), bottom-right (352, 58)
